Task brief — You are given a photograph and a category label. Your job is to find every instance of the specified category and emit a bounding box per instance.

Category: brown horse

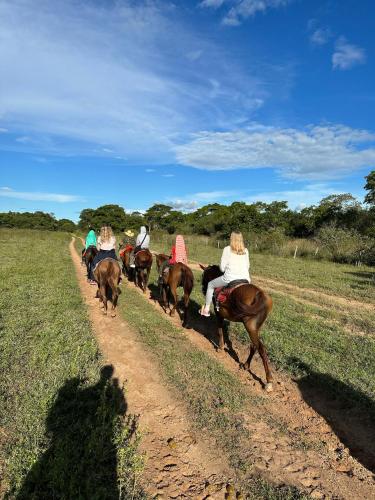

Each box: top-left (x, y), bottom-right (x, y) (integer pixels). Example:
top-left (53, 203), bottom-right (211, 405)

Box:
top-left (134, 249), bottom-right (153, 293)
top-left (156, 254), bottom-right (194, 327)
top-left (200, 264), bottom-right (273, 392)
top-left (93, 258), bottom-right (122, 317)
top-left (119, 245), bottom-right (133, 279)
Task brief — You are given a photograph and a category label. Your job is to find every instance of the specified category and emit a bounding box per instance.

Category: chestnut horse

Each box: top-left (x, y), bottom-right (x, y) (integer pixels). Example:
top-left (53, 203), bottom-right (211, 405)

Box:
top-left (200, 264), bottom-right (273, 391)
top-left (93, 258), bottom-right (121, 317)
top-left (134, 249), bottom-right (153, 293)
top-left (156, 254), bottom-right (194, 328)
top-left (119, 245), bottom-right (133, 279)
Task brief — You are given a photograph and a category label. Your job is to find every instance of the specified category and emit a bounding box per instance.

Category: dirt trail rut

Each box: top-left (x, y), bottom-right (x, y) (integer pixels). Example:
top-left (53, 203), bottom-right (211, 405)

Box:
top-left (130, 260), bottom-right (375, 499)
top-left (70, 239), bottom-right (233, 498)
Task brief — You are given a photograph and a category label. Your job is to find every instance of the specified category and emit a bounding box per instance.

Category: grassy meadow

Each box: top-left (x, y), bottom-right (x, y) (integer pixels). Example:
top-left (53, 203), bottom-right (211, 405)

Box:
top-left (151, 233), bottom-right (375, 303)
top-left (150, 237), bottom-right (375, 407)
top-left (0, 229), bottom-right (144, 499)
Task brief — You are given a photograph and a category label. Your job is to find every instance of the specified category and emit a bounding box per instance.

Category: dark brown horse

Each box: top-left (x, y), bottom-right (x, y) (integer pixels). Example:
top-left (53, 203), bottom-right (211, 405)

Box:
top-left (134, 249), bottom-right (153, 293)
top-left (200, 264), bottom-right (273, 392)
top-left (93, 258), bottom-right (121, 317)
top-left (83, 245), bottom-right (98, 279)
top-left (156, 254), bottom-right (194, 327)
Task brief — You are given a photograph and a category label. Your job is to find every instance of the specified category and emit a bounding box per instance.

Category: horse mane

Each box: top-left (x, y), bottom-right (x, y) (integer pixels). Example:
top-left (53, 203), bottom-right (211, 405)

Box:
top-left (201, 265), bottom-right (222, 294)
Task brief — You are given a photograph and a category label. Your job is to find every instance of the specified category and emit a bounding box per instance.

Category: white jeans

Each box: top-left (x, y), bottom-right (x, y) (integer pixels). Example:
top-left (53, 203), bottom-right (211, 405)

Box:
top-left (205, 276), bottom-right (228, 308)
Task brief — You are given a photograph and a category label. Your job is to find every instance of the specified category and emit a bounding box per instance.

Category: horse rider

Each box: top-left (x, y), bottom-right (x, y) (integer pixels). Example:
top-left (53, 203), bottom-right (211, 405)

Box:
top-left (82, 226), bottom-right (97, 258)
top-left (89, 226), bottom-right (119, 283)
top-left (159, 235), bottom-right (188, 280)
top-left (200, 231), bottom-right (250, 317)
top-left (119, 229), bottom-right (135, 249)
top-left (129, 226), bottom-right (150, 268)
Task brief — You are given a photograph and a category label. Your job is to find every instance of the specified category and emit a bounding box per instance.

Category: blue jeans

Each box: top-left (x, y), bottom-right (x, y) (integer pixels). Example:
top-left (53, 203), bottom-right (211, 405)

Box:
top-left (205, 276), bottom-right (228, 308)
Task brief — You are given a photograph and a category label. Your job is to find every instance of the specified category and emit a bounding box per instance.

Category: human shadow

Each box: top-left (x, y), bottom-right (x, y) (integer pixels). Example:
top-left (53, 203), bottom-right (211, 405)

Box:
top-left (148, 282), bottom-right (241, 364)
top-left (16, 365), bottom-right (136, 500)
top-left (291, 358), bottom-right (375, 473)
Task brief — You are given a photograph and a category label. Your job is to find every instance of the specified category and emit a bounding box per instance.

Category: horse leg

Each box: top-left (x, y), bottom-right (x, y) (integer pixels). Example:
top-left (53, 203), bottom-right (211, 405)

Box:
top-left (142, 269), bottom-right (147, 293)
top-left (160, 285), bottom-right (168, 312)
top-left (182, 288), bottom-right (190, 328)
top-left (100, 282), bottom-right (107, 315)
top-left (243, 318), bottom-right (273, 392)
top-left (216, 314), bottom-right (225, 350)
top-left (145, 267), bottom-right (151, 292)
top-left (169, 285), bottom-right (178, 317)
top-left (110, 282), bottom-right (119, 317)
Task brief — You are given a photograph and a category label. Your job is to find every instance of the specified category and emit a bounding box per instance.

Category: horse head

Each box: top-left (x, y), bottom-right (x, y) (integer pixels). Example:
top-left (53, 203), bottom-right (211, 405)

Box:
top-left (200, 264), bottom-right (222, 294)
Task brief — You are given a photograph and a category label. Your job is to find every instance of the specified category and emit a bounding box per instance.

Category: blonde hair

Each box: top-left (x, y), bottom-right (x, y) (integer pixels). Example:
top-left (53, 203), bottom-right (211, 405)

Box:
top-left (100, 226), bottom-right (113, 243)
top-left (230, 231), bottom-right (246, 255)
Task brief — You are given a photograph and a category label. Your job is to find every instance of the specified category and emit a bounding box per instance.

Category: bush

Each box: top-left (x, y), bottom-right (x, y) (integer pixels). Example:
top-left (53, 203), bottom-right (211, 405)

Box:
top-left (316, 225), bottom-right (370, 264)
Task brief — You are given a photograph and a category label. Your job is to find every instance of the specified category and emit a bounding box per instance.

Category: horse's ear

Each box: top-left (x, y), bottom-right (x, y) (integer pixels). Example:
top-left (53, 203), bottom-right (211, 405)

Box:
top-left (199, 263), bottom-right (206, 271)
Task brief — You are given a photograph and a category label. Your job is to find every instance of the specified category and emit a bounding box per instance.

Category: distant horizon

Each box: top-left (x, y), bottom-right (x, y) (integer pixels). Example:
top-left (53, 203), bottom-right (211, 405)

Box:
top-left (1, 0), bottom-right (374, 220)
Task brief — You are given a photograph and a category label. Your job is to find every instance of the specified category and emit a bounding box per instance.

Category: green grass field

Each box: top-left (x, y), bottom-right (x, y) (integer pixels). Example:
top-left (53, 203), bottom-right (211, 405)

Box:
top-left (0, 229), bottom-right (144, 499)
top-left (151, 235), bottom-right (375, 303)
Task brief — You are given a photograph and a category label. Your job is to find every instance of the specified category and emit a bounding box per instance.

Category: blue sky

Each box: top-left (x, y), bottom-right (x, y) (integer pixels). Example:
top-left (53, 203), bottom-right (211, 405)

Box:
top-left (0, 0), bottom-right (374, 221)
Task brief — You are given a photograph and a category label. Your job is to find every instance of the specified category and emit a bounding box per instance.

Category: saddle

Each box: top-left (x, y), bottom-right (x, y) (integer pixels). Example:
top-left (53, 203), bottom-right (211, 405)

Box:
top-left (93, 257), bottom-right (120, 272)
top-left (119, 244), bottom-right (133, 258)
top-left (214, 279), bottom-right (249, 308)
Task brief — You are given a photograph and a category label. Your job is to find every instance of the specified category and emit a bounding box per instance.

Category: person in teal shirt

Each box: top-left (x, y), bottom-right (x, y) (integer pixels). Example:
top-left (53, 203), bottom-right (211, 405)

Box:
top-left (85, 228), bottom-right (97, 248)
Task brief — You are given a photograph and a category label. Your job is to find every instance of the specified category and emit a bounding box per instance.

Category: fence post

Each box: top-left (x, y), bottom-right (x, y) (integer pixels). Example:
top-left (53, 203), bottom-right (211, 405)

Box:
top-left (293, 245), bottom-right (298, 259)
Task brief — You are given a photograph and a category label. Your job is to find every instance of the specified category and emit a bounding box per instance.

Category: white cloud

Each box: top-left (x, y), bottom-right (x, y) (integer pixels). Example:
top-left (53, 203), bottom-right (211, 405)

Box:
top-left (0, 187), bottom-right (84, 203)
top-left (0, 127), bottom-right (8, 132)
top-left (0, 0), bottom-right (268, 161)
top-left (169, 200), bottom-right (198, 211)
top-left (186, 50), bottom-right (203, 61)
top-left (175, 123), bottom-right (375, 180)
top-left (310, 28), bottom-right (331, 46)
top-left (200, 0), bottom-right (225, 7)
top-left (200, 0), bottom-right (292, 26)
top-left (244, 183), bottom-right (355, 209)
top-left (167, 189), bottom-right (240, 211)
top-left (145, 169), bottom-right (156, 173)
top-left (162, 174), bottom-right (175, 177)
top-left (332, 37), bottom-right (366, 70)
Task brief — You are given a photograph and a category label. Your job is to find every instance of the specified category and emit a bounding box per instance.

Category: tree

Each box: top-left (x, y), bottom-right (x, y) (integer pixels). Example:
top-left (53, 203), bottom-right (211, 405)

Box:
top-left (57, 219), bottom-right (76, 232)
top-left (364, 170), bottom-right (375, 206)
top-left (78, 205), bottom-right (127, 232)
top-left (145, 204), bottom-right (173, 231)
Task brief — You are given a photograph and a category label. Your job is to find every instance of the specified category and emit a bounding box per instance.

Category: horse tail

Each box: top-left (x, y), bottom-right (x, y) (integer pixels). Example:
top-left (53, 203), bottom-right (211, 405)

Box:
top-left (230, 287), bottom-right (272, 326)
top-left (181, 265), bottom-right (194, 294)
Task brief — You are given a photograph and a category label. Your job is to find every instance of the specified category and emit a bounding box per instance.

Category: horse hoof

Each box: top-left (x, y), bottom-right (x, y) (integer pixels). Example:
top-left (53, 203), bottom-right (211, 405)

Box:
top-left (264, 383), bottom-right (273, 393)
top-left (111, 312), bottom-right (116, 318)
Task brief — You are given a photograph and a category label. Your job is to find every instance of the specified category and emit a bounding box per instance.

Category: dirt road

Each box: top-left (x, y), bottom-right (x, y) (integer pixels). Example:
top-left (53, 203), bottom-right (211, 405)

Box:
top-left (70, 238), bottom-right (233, 498)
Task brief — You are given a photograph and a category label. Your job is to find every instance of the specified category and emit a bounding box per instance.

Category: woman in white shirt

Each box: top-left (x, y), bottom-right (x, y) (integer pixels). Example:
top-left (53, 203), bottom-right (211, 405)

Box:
top-left (89, 226), bottom-right (118, 283)
top-left (200, 231), bottom-right (250, 316)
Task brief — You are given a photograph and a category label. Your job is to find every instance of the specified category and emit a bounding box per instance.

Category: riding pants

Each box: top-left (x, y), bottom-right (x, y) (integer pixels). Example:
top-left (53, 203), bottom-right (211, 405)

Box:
top-left (205, 276), bottom-right (228, 308)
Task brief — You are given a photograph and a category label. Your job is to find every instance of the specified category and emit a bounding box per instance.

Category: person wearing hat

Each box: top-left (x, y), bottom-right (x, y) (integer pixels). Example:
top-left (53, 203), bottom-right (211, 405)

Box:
top-left (120, 229), bottom-right (135, 249)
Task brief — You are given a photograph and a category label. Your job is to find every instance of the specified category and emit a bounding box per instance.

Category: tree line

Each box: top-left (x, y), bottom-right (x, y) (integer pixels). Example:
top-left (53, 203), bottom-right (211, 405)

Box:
top-left (1, 171), bottom-right (374, 264)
